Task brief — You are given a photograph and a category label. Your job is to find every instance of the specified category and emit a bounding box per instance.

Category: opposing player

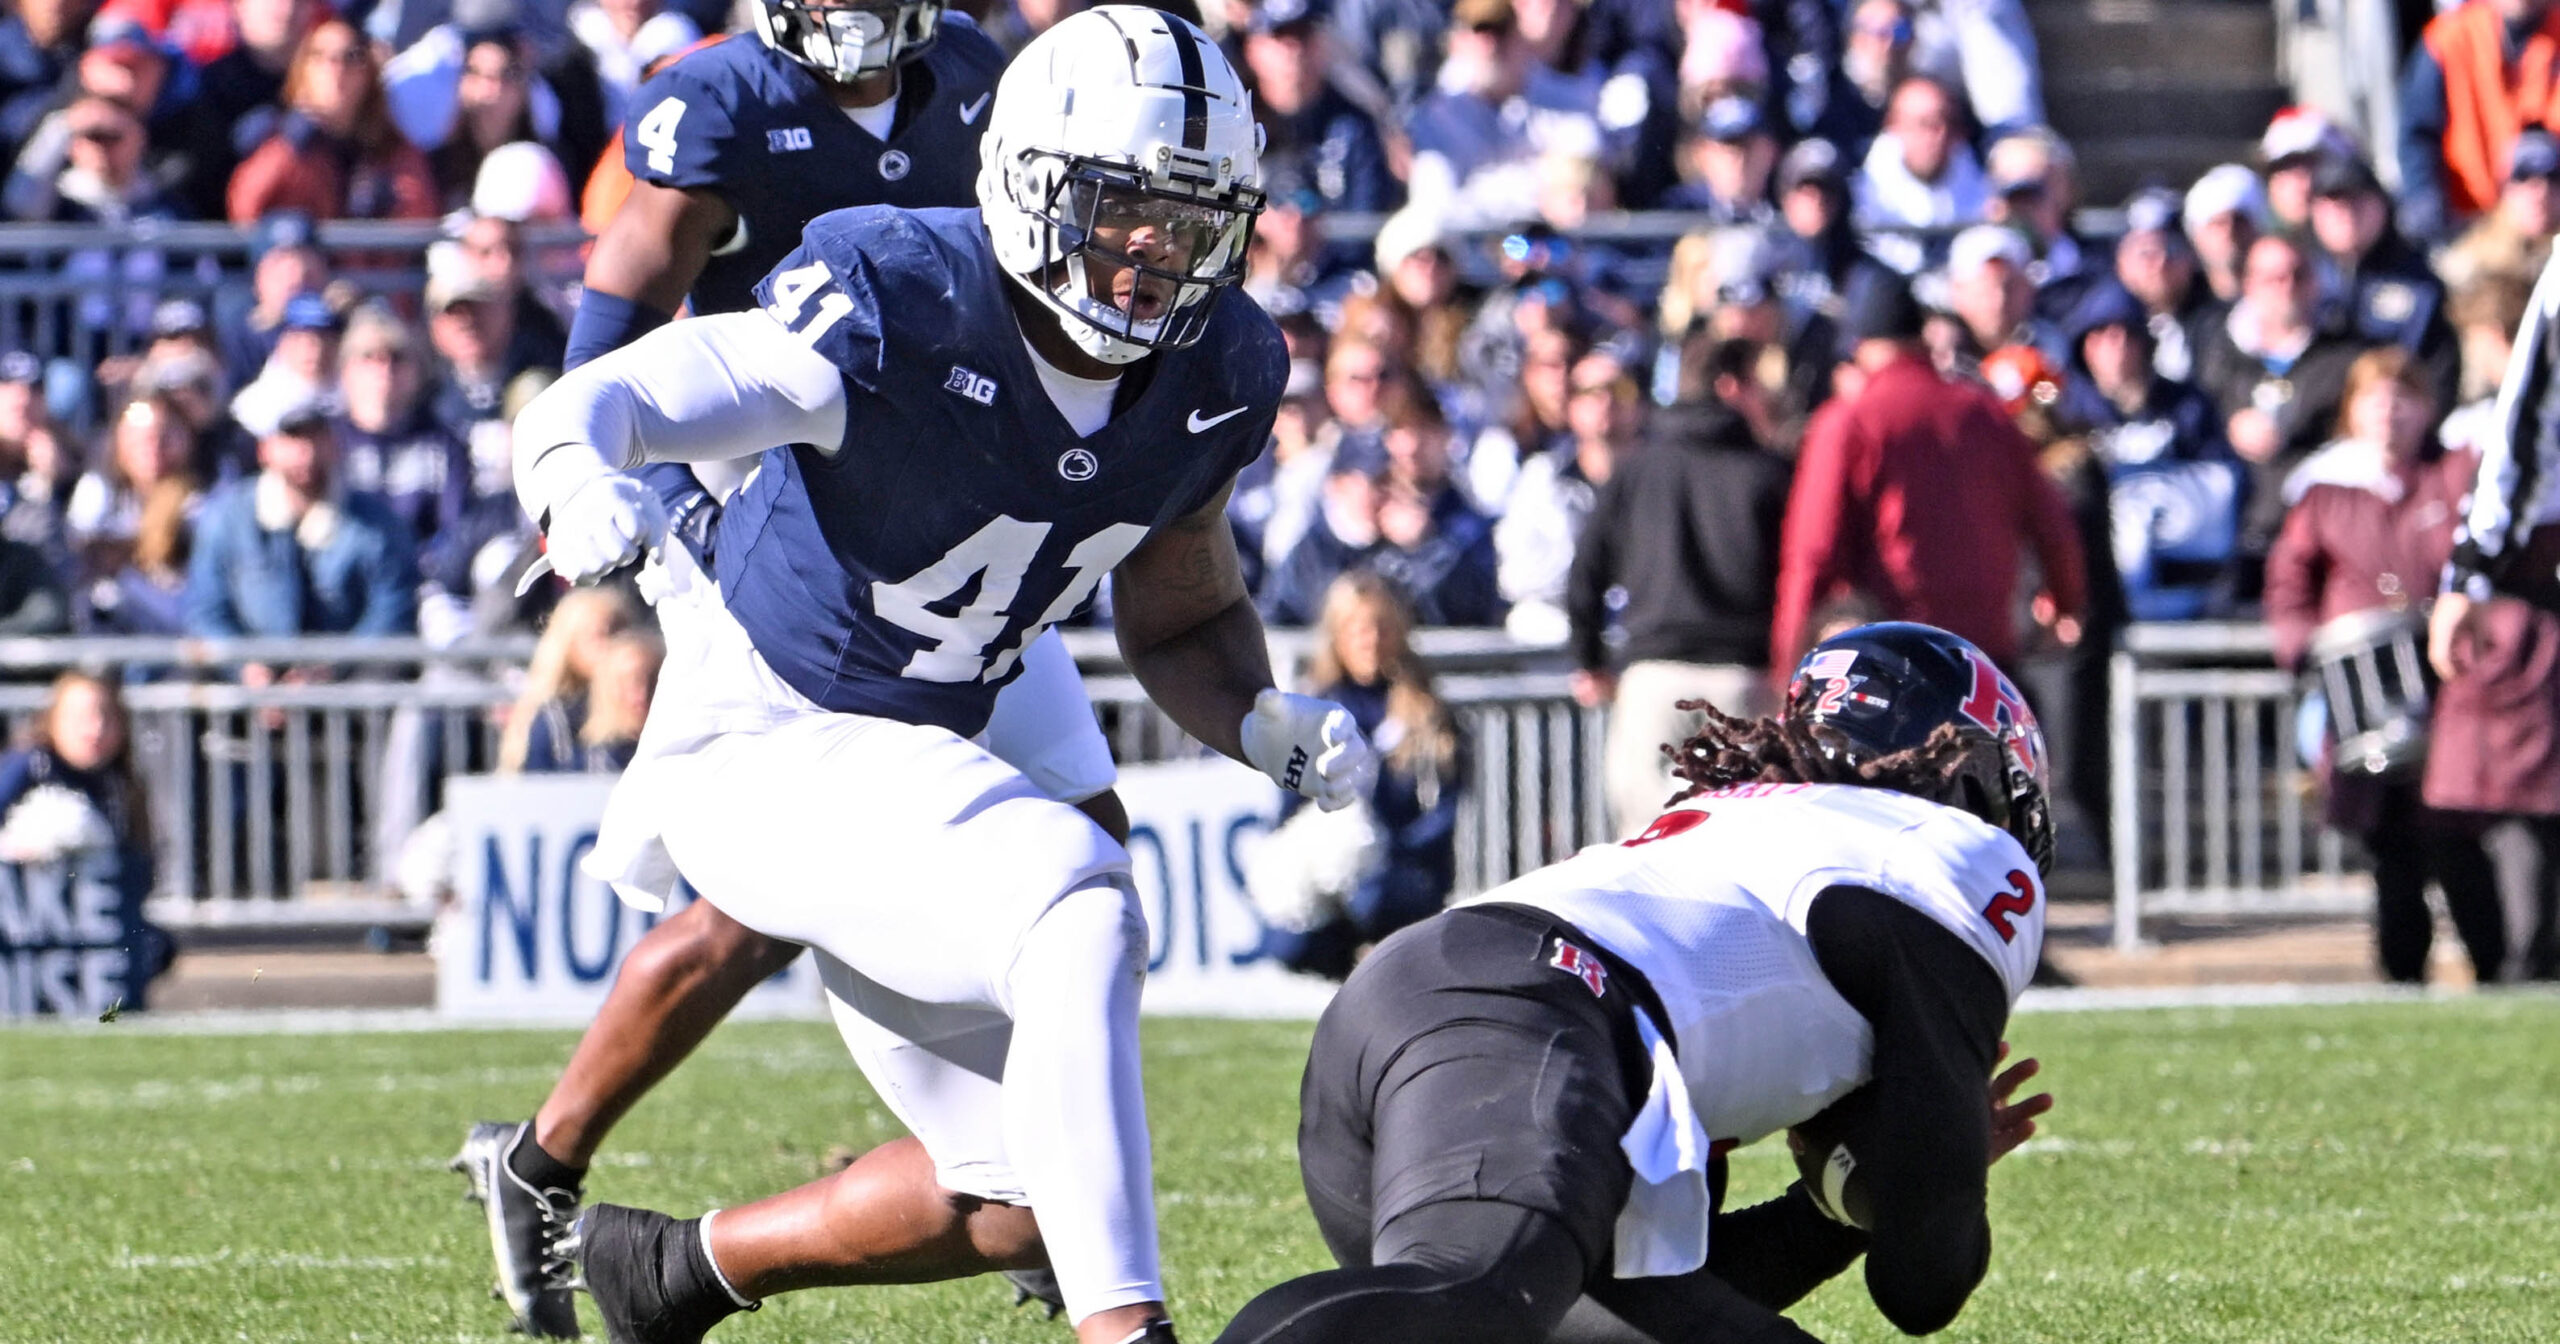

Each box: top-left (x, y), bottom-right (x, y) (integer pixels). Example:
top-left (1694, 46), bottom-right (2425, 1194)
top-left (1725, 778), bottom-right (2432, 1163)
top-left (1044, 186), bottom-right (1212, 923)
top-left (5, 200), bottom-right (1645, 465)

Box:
top-left (503, 11), bottom-right (1373, 1344)
top-left (447, 2), bottom-right (1097, 1335)
top-left (1214, 622), bottom-right (2056, 1344)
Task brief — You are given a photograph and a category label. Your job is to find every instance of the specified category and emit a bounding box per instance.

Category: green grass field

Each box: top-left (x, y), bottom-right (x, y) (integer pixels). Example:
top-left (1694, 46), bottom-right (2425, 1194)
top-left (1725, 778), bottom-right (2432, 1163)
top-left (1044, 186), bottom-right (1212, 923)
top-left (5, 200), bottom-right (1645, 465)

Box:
top-left (5, 996), bottom-right (2559, 1343)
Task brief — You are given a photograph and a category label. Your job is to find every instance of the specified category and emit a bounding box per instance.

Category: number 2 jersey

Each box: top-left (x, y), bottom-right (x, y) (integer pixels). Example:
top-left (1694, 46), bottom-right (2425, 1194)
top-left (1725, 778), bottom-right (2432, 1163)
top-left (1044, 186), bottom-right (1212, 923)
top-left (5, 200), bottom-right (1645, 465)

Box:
top-left (1465, 782), bottom-right (2047, 1147)
top-left (713, 205), bottom-right (1285, 736)
top-left (624, 18), bottom-right (1008, 317)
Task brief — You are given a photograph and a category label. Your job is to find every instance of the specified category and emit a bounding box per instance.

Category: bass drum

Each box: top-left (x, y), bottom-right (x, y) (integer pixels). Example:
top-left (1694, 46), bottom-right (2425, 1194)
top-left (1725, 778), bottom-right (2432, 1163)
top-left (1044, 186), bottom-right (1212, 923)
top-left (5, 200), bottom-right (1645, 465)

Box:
top-left (2309, 606), bottom-right (2435, 778)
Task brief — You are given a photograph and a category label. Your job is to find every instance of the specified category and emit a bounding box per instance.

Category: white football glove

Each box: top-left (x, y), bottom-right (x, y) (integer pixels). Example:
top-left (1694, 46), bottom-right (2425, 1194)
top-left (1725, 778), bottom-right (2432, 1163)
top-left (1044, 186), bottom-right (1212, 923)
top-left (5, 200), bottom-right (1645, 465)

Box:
top-left (1241, 688), bottom-right (1380, 812)
top-left (541, 473), bottom-right (666, 586)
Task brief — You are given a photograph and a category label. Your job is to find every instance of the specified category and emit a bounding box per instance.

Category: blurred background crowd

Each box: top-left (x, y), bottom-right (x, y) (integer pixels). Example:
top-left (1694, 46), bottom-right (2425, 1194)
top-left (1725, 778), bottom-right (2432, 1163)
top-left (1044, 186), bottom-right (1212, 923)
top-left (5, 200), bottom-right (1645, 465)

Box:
top-left (2, 0), bottom-right (2560, 983)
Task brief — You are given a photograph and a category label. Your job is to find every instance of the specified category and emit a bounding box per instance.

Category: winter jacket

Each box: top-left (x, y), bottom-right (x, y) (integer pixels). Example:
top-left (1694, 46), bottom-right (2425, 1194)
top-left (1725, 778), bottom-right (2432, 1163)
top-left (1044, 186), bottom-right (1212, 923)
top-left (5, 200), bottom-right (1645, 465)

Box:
top-left (182, 475), bottom-right (417, 637)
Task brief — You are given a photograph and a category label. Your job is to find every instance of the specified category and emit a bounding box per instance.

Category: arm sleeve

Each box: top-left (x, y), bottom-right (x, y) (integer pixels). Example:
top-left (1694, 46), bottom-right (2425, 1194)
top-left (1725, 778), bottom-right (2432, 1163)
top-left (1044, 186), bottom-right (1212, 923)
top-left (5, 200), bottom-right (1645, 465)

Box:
top-left (1769, 407), bottom-right (1857, 671)
top-left (2015, 428), bottom-right (2088, 621)
top-left (2397, 43), bottom-right (2451, 246)
top-left (1802, 883), bottom-right (2008, 1338)
top-left (511, 310), bottom-right (849, 522)
top-left (1565, 475), bottom-right (1625, 670)
top-left (352, 511), bottom-right (420, 636)
top-left (2263, 496), bottom-right (2327, 671)
top-left (2448, 249), bottom-right (2560, 598)
top-left (182, 516), bottom-right (244, 637)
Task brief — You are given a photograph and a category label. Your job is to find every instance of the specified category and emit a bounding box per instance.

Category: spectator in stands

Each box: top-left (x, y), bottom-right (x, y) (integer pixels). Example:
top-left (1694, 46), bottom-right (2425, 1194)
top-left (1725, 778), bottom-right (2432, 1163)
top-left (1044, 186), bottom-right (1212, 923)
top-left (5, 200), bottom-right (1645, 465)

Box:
top-left (84, 476), bottom-right (192, 633)
top-left (228, 16), bottom-right (440, 222)
top-left (7, 93), bottom-right (180, 223)
top-left (101, 0), bottom-right (236, 66)
top-left (1984, 126), bottom-right (2091, 314)
top-left (2259, 106), bottom-right (2351, 238)
top-left (1461, 322), bottom-right (1578, 515)
top-left (2438, 127), bottom-right (2560, 295)
top-left (136, 344), bottom-right (254, 483)
top-left (2265, 347), bottom-right (2507, 984)
top-left (496, 585), bottom-right (639, 772)
top-left (416, 366), bottom-right (548, 643)
top-left (1496, 348), bottom-right (1636, 642)
top-left (1244, 182), bottom-right (1345, 323)
top-left (2112, 189), bottom-right (2219, 383)
top-left (0, 513), bottom-right (69, 635)
top-left (0, 359), bottom-right (75, 578)
top-left (1248, 571), bottom-right (1464, 980)
top-left (1372, 395), bottom-right (1502, 625)
top-left (568, 0), bottom-right (698, 133)
top-left (1243, 0), bottom-right (1399, 215)
top-left (1765, 137), bottom-right (1879, 318)
top-left (182, 0), bottom-right (320, 216)
top-left (0, 672), bottom-right (152, 871)
top-left (521, 629), bottom-right (661, 772)
top-left (1403, 0), bottom-right (1608, 229)
top-left (1809, 0), bottom-right (1910, 155)
top-left (1850, 74), bottom-right (1986, 233)
top-left (2445, 272), bottom-right (2533, 424)
top-left (425, 269), bottom-right (549, 440)
top-left (2309, 155), bottom-right (2460, 409)
top-left (1770, 270), bottom-right (2087, 670)
top-left (215, 210), bottom-right (327, 387)
top-left (1656, 95), bottom-right (1775, 223)
top-left (1570, 331), bottom-right (1791, 834)
top-left (230, 291), bottom-right (341, 436)
top-left (2056, 281), bottom-right (2245, 621)
top-left (421, 28), bottom-right (550, 208)
top-left (1367, 209), bottom-right (1471, 394)
top-left (1330, 0), bottom-right (1448, 112)
top-left (1671, 0), bottom-right (1766, 121)
top-left (435, 211), bottom-right (568, 374)
top-left (2192, 231), bottom-right (2361, 597)
top-left (383, 0), bottom-right (607, 203)
top-left (2399, 0), bottom-right (2560, 244)
top-left (333, 304), bottom-right (470, 549)
top-left (1932, 223), bottom-right (2055, 379)
top-left (1320, 334), bottom-right (1402, 477)
top-left (1666, 227), bottom-right (1834, 441)
top-left (0, 0), bottom-right (101, 157)
top-left (1231, 368), bottom-right (1336, 584)
top-left (183, 389), bottom-right (417, 639)
top-left (68, 391), bottom-right (198, 587)
top-left (2183, 163), bottom-right (2270, 305)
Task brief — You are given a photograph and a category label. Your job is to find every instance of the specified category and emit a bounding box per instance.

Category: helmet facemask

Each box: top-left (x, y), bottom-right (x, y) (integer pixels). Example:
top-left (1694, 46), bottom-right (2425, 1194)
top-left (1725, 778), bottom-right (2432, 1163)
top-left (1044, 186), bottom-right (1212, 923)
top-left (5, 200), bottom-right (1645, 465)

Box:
top-left (1007, 147), bottom-right (1262, 364)
top-left (761, 0), bottom-right (942, 82)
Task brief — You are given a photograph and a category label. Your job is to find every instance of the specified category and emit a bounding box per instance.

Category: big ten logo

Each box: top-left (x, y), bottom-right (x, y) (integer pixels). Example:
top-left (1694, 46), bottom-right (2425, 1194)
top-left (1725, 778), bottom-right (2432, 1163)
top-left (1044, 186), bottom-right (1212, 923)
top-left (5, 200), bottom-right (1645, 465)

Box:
top-left (1124, 811), bottom-right (1274, 975)
top-left (943, 366), bottom-right (998, 406)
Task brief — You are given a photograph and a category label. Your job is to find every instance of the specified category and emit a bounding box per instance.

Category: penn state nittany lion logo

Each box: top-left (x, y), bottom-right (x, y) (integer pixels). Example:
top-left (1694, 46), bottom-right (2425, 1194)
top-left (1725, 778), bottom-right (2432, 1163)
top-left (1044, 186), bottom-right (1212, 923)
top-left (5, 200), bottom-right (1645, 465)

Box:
top-left (1058, 448), bottom-right (1099, 482)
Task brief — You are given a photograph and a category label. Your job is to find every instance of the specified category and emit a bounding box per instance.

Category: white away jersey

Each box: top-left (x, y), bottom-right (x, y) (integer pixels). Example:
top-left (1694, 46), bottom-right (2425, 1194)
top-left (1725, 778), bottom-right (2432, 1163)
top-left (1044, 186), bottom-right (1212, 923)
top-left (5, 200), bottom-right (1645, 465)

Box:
top-left (1464, 783), bottom-right (2045, 1147)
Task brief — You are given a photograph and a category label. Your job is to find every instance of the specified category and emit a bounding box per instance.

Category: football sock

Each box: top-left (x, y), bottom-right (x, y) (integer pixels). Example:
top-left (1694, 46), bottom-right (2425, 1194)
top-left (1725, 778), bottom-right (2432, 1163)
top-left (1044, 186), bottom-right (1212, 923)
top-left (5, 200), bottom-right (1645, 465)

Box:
top-left (508, 1125), bottom-right (585, 1191)
top-left (646, 1214), bottom-right (751, 1332)
top-left (1001, 880), bottom-right (1162, 1323)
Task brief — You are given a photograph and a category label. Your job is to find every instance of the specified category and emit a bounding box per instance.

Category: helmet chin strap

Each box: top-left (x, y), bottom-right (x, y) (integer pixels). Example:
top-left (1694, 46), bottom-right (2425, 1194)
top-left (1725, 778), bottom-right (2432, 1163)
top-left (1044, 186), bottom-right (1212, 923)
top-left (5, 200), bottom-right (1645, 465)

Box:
top-left (1048, 255), bottom-right (1160, 365)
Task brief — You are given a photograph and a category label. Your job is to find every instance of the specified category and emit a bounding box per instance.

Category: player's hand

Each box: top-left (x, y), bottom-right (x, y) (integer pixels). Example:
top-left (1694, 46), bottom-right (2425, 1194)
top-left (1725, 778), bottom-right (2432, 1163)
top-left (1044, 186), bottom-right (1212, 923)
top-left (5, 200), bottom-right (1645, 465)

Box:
top-left (543, 474), bottom-right (666, 585)
top-left (1987, 1040), bottom-right (2053, 1166)
top-left (1240, 688), bottom-right (1379, 812)
top-left (2428, 591), bottom-right (2485, 680)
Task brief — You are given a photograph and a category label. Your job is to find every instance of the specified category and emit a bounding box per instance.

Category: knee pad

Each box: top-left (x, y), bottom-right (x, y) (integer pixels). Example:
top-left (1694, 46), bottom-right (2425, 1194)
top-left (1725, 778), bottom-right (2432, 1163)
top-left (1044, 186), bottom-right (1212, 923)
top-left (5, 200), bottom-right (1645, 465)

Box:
top-left (1004, 879), bottom-right (1148, 1013)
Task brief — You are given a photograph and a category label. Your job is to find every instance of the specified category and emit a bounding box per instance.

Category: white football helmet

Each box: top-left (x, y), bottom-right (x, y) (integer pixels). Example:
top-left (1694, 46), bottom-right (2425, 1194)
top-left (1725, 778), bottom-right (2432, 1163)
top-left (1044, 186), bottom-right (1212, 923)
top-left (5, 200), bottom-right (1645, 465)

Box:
top-left (977, 5), bottom-right (1266, 364)
top-left (756, 0), bottom-right (943, 83)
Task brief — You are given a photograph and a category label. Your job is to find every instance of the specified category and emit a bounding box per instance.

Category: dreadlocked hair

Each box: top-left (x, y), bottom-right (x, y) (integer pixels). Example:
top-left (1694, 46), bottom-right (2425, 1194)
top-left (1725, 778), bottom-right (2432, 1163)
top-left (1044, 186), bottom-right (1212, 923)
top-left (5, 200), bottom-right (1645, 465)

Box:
top-left (1662, 700), bottom-right (2013, 822)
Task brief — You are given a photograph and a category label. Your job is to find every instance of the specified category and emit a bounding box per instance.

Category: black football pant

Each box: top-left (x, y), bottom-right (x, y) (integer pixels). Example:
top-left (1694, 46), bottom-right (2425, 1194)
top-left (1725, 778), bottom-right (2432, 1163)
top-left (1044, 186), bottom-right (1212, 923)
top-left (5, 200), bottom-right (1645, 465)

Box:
top-left (1211, 904), bottom-right (1852, 1344)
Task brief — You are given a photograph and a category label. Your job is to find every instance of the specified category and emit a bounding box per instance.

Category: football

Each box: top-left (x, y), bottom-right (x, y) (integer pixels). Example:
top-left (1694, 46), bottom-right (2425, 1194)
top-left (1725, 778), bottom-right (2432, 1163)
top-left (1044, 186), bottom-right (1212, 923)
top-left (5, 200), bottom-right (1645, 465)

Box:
top-left (1788, 1084), bottom-right (1881, 1230)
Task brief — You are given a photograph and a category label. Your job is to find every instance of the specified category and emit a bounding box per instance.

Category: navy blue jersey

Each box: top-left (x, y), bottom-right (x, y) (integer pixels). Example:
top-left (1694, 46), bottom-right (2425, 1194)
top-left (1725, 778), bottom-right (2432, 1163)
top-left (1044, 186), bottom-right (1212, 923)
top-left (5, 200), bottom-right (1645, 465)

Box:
top-left (716, 206), bottom-right (1285, 736)
top-left (623, 18), bottom-right (1006, 316)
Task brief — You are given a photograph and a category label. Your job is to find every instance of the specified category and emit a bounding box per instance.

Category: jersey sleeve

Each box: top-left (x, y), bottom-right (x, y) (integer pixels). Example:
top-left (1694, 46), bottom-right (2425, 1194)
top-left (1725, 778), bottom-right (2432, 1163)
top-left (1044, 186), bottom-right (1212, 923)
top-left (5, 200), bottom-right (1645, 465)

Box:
top-left (750, 217), bottom-right (889, 405)
top-left (1882, 815), bottom-right (2043, 1005)
top-left (622, 63), bottom-right (738, 193)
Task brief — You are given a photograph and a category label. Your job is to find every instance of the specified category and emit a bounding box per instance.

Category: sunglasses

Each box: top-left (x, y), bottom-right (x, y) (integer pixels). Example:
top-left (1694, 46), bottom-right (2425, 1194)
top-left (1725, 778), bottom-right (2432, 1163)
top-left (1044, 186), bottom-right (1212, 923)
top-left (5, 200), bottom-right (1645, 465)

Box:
top-left (72, 125), bottom-right (130, 145)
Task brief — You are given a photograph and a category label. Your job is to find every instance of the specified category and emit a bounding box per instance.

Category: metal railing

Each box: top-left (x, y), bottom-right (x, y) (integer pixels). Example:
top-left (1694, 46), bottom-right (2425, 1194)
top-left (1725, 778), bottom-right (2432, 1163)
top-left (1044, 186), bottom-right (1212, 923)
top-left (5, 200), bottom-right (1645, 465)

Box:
top-left (2108, 621), bottom-right (2361, 951)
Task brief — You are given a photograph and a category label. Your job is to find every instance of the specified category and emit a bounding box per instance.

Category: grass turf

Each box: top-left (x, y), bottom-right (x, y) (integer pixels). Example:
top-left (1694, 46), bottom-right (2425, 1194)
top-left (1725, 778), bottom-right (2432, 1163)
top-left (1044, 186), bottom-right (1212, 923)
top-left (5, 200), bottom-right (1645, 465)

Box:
top-left (3, 996), bottom-right (2558, 1343)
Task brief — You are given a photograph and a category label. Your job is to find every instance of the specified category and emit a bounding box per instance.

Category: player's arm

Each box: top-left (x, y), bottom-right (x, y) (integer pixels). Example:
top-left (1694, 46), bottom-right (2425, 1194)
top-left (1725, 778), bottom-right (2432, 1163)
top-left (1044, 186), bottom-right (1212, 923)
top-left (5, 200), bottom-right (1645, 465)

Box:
top-left (568, 179), bottom-right (738, 367)
top-left (1112, 484), bottom-right (1377, 810)
top-left (512, 311), bottom-right (847, 581)
top-left (2435, 248), bottom-right (2560, 675)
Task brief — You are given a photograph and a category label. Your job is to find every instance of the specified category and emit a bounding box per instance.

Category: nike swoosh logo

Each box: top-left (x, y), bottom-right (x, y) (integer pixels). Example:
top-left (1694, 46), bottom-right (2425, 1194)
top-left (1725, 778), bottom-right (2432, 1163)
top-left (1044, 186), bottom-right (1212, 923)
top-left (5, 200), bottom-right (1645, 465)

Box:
top-left (959, 94), bottom-right (991, 125)
top-left (1188, 406), bottom-right (1249, 433)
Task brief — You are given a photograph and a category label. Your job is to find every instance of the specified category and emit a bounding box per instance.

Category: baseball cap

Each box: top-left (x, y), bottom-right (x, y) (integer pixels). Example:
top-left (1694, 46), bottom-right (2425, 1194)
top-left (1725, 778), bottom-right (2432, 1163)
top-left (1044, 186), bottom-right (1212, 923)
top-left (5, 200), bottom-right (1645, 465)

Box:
top-left (1250, 0), bottom-right (1327, 34)
top-left (1948, 224), bottom-right (2032, 280)
top-left (2183, 162), bottom-right (2269, 234)
top-left (1712, 228), bottom-right (1779, 306)
top-left (236, 381), bottom-right (333, 438)
top-left (250, 209), bottom-right (318, 261)
top-left (1373, 206), bottom-right (1449, 274)
top-left (0, 351), bottom-right (39, 386)
top-left (1699, 95), bottom-right (1765, 143)
top-left (2260, 106), bottom-right (2349, 167)
top-left (2512, 129), bottom-right (2560, 182)
top-left (2309, 154), bottom-right (2383, 200)
top-left (1777, 138), bottom-right (1845, 192)
top-left (279, 292), bottom-right (341, 334)
top-left (427, 270), bottom-right (504, 313)
top-left (2120, 187), bottom-right (2183, 238)
top-left (148, 297), bottom-right (208, 341)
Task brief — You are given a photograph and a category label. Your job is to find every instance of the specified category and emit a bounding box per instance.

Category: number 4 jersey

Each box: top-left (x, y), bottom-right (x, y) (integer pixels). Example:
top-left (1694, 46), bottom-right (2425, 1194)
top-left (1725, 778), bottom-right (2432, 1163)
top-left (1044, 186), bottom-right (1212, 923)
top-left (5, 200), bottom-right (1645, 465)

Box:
top-left (714, 204), bottom-right (1284, 736)
top-left (1464, 782), bottom-right (2045, 1145)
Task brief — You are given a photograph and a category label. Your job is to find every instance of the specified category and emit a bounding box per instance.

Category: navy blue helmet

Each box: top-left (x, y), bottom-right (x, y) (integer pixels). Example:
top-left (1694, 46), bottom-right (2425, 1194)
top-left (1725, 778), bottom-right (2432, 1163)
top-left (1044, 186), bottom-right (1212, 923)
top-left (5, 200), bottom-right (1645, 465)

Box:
top-left (1785, 622), bottom-right (2055, 874)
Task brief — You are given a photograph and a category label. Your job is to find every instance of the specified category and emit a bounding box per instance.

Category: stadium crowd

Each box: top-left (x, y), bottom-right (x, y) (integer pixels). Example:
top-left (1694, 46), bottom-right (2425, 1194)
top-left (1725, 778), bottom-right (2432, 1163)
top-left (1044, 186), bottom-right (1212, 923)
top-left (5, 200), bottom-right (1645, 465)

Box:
top-left (0, 0), bottom-right (2558, 978)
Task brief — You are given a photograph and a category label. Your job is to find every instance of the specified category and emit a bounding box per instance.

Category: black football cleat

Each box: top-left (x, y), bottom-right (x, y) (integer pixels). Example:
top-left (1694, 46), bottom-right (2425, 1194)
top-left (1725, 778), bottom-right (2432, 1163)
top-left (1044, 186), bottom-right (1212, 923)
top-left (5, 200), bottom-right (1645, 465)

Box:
top-left (453, 1120), bottom-right (583, 1338)
top-left (1004, 1267), bottom-right (1067, 1320)
top-left (570, 1204), bottom-right (749, 1344)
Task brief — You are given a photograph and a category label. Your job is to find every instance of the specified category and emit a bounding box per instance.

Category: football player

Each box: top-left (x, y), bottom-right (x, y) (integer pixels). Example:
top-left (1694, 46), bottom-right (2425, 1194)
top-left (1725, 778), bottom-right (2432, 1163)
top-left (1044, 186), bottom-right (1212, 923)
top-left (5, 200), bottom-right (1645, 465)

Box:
top-left (449, 2), bottom-right (1093, 1335)
top-left (1212, 622), bottom-right (2057, 1344)
top-left (505, 12), bottom-right (1375, 1344)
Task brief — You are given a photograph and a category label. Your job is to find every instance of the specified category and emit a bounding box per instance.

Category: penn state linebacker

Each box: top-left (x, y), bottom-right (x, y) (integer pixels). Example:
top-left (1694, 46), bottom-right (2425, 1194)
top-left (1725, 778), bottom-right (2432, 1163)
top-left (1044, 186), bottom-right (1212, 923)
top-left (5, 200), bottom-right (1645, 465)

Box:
top-left (1214, 624), bottom-right (2056, 1344)
top-left (507, 12), bottom-right (1375, 1344)
top-left (447, 2), bottom-right (1102, 1335)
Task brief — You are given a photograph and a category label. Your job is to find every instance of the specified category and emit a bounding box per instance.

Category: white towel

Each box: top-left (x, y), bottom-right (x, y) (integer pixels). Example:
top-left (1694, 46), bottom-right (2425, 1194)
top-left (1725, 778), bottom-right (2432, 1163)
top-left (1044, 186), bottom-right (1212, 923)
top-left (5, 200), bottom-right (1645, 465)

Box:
top-left (1612, 1007), bottom-right (1717, 1279)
